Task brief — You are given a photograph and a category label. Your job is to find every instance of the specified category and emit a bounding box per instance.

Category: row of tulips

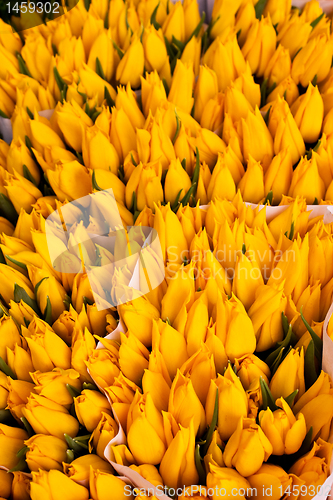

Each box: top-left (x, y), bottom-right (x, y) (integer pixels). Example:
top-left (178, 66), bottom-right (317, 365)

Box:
top-left (0, 195), bottom-right (332, 499)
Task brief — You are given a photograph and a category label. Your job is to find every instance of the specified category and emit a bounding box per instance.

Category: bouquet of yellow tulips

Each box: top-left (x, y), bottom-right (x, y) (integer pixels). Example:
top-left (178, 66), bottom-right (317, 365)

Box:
top-left (0, 0), bottom-right (333, 499)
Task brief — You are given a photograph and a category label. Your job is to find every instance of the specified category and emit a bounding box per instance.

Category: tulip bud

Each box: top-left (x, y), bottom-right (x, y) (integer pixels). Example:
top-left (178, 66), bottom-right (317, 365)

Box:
top-left (242, 16), bottom-right (277, 78)
top-left (224, 417), bottom-right (273, 476)
top-left (264, 0), bottom-right (291, 26)
top-left (162, 2), bottom-right (185, 43)
top-left (89, 412), bottom-right (119, 458)
top-left (141, 71), bottom-right (167, 117)
top-left (25, 434), bottom-right (68, 472)
top-left (125, 161), bottom-right (163, 211)
top-left (270, 348), bottom-right (305, 402)
top-left (193, 66), bottom-right (218, 123)
top-left (210, 0), bottom-right (242, 39)
top-left (160, 419), bottom-right (198, 489)
top-left (31, 469), bottom-right (89, 500)
top-left (192, 128), bottom-right (226, 169)
top-left (267, 76), bottom-right (300, 107)
top-left (263, 44), bottom-right (291, 88)
top-left (238, 155), bottom-right (265, 204)
top-left (87, 30), bottom-right (114, 81)
top-left (288, 156), bottom-right (325, 204)
top-left (277, 11), bottom-right (312, 59)
top-left (83, 126), bottom-right (120, 174)
top-left (111, 107), bottom-right (137, 162)
top-left (292, 34), bottom-right (333, 88)
top-left (247, 464), bottom-right (292, 500)
top-left (7, 138), bottom-right (40, 186)
top-left (142, 25), bottom-right (168, 74)
top-left (291, 84), bottom-right (324, 144)
top-left (0, 424), bottom-right (28, 470)
top-left (74, 389), bottom-right (112, 432)
top-left (116, 35), bottom-right (144, 89)
top-left (259, 397), bottom-right (307, 455)
top-left (31, 368), bottom-right (81, 407)
top-left (118, 296), bottom-right (160, 348)
top-left (90, 469), bottom-right (132, 500)
top-left (207, 463), bottom-right (251, 500)
top-left (168, 60), bottom-right (194, 115)
top-left (104, 372), bottom-right (140, 430)
top-left (264, 148), bottom-right (293, 204)
top-left (63, 454), bottom-right (113, 486)
top-left (86, 347), bottom-right (120, 390)
top-left (235, 354), bottom-right (270, 391)
top-left (165, 158), bottom-right (192, 205)
top-left (47, 161), bottom-right (92, 202)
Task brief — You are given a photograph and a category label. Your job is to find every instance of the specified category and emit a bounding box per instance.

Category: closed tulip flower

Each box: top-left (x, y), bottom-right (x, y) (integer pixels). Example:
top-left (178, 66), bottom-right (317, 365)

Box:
top-left (56, 100), bottom-right (93, 153)
top-left (194, 66), bottom-right (218, 123)
top-left (292, 33), bottom-right (333, 88)
top-left (234, 65), bottom-right (261, 110)
top-left (0, 315), bottom-right (22, 362)
top-left (238, 156), bottom-right (265, 204)
top-left (111, 107), bottom-right (137, 162)
top-left (160, 419), bottom-right (198, 489)
top-left (119, 332), bottom-right (150, 385)
top-left (242, 16), bottom-right (277, 78)
top-left (0, 83), bottom-right (15, 118)
top-left (47, 161), bottom-right (92, 202)
top-left (142, 25), bottom-right (168, 74)
top-left (22, 393), bottom-right (79, 439)
top-left (200, 92), bottom-right (225, 133)
top-left (248, 284), bottom-right (287, 351)
top-left (234, 354), bottom-right (271, 391)
top-left (63, 454), bottom-right (113, 487)
top-left (164, 158), bottom-right (192, 205)
top-left (162, 1), bottom-right (185, 43)
top-left (277, 11), bottom-right (311, 59)
top-left (207, 151), bottom-right (236, 201)
top-left (21, 32), bottom-right (52, 83)
top-left (291, 84), bottom-right (324, 144)
top-left (168, 60), bottom-right (194, 115)
top-left (192, 128), bottom-right (226, 169)
top-left (263, 0), bottom-right (291, 26)
top-left (270, 348), bottom-right (305, 402)
top-left (210, 0), bottom-right (242, 38)
top-left (288, 156), bottom-right (325, 204)
top-left (5, 171), bottom-right (43, 215)
top-left (116, 35), bottom-right (144, 89)
top-left (78, 64), bottom-right (116, 107)
top-left (152, 319), bottom-right (188, 381)
top-left (90, 469), bottom-right (132, 500)
top-left (263, 44), bottom-right (291, 88)
top-left (235, 0), bottom-right (256, 47)
top-left (206, 365), bottom-right (248, 441)
top-left (119, 296), bottom-right (160, 348)
top-left (127, 391), bottom-right (166, 464)
top-left (232, 250), bottom-right (264, 310)
top-left (247, 464), bottom-right (292, 500)
top-left (224, 417), bottom-right (273, 477)
top-left (31, 469), bottom-right (89, 500)
top-left (105, 372), bottom-right (140, 431)
top-left (7, 343), bottom-right (34, 382)
top-left (267, 77), bottom-right (300, 107)
top-left (87, 30), bottom-right (114, 81)
top-left (264, 148), bottom-right (293, 204)
top-left (7, 138), bottom-right (40, 186)
top-left (0, 469), bottom-right (12, 499)
top-left (26, 325), bottom-right (71, 372)
top-left (0, 45), bottom-right (20, 79)
top-left (31, 368), bottom-right (81, 407)
top-left (82, 127), bottom-right (120, 175)
top-left (259, 397), bottom-right (307, 455)
top-left (242, 108), bottom-right (274, 171)
top-left (25, 434), bottom-right (68, 472)
top-left (141, 71), bottom-right (167, 117)
top-left (125, 161), bottom-right (163, 211)
top-left (86, 348), bottom-right (120, 390)
top-left (0, 424), bottom-right (28, 470)
top-left (0, 264), bottom-right (34, 306)
top-left (74, 389), bottom-right (112, 433)
top-left (6, 378), bottom-right (34, 420)
top-left (289, 439), bottom-right (333, 500)
top-left (207, 463), bottom-right (251, 500)
top-left (89, 412), bottom-right (119, 458)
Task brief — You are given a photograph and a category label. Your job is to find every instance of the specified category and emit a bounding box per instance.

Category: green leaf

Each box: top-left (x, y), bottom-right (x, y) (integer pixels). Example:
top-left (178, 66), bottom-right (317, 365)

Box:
top-left (104, 8), bottom-right (109, 29)
top-left (112, 40), bottom-right (124, 59)
top-left (64, 434), bottom-right (89, 453)
top-left (14, 284), bottom-right (39, 315)
top-left (260, 377), bottom-right (278, 411)
top-left (202, 388), bottom-right (218, 456)
top-left (8, 456), bottom-right (27, 473)
top-left (104, 86), bottom-right (115, 108)
top-left (242, 243), bottom-right (246, 255)
top-left (255, 0), bottom-right (268, 19)
top-left (43, 296), bottom-right (52, 325)
top-left (284, 389), bottom-right (298, 407)
top-left (95, 57), bottom-right (106, 80)
top-left (192, 147), bottom-right (200, 188)
top-left (171, 190), bottom-right (183, 212)
top-left (92, 170), bottom-right (102, 191)
top-left (21, 416), bottom-right (34, 437)
top-left (16, 445), bottom-right (29, 459)
top-left (53, 67), bottom-right (66, 93)
top-left (260, 78), bottom-right (269, 108)
top-left (162, 78), bottom-right (169, 95)
top-left (25, 135), bottom-right (33, 153)
top-left (0, 356), bottom-right (16, 379)
top-left (311, 74), bottom-right (318, 87)
top-left (181, 158), bottom-right (186, 171)
top-left (263, 105), bottom-right (272, 126)
top-left (5, 255), bottom-right (28, 272)
top-left (26, 107), bottom-right (34, 120)
top-left (281, 312), bottom-right (290, 336)
top-left (304, 339), bottom-right (318, 389)
top-left (17, 54), bottom-right (32, 77)
top-left (34, 277), bottom-right (48, 296)
top-left (130, 153), bottom-right (138, 167)
top-left (0, 109), bottom-right (9, 119)
top-left (270, 347), bottom-right (286, 376)
top-left (0, 193), bottom-right (18, 225)
top-left (0, 249), bottom-right (5, 265)
top-left (189, 12), bottom-right (205, 40)
top-left (264, 190), bottom-right (273, 206)
top-left (300, 307), bottom-right (323, 362)
top-left (66, 383), bottom-right (81, 398)
top-left (82, 382), bottom-right (98, 391)
top-left (83, 296), bottom-right (94, 306)
top-left (118, 165), bottom-right (125, 183)
top-left (84, 0), bottom-right (91, 10)
top-left (171, 35), bottom-right (185, 52)
top-left (180, 183), bottom-right (196, 207)
top-left (194, 444), bottom-right (206, 485)
top-left (313, 197), bottom-right (318, 205)
top-left (172, 110), bottom-right (181, 144)
top-left (310, 12), bottom-right (324, 29)
top-left (150, 2), bottom-right (160, 29)
top-left (66, 449), bottom-right (75, 463)
top-left (130, 191), bottom-right (138, 214)
top-left (23, 164), bottom-right (37, 186)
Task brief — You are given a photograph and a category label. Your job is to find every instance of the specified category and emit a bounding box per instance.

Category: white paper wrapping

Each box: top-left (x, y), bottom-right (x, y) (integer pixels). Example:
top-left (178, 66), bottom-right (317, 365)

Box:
top-left (88, 202), bottom-right (333, 498)
top-left (0, 117), bottom-right (13, 144)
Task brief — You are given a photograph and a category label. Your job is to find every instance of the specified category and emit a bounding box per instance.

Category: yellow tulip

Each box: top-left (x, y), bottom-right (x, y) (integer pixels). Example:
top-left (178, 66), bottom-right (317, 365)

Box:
top-left (164, 158), bottom-right (192, 205)
top-left (238, 155), bottom-right (265, 204)
top-left (248, 284), bottom-right (286, 352)
top-left (142, 25), bottom-right (168, 73)
top-left (181, 34), bottom-right (202, 77)
top-left (22, 393), bottom-right (79, 439)
top-left (264, 148), bottom-right (293, 204)
top-left (289, 438), bottom-right (333, 500)
top-left (235, 0), bottom-right (256, 47)
top-left (0, 264), bottom-right (34, 306)
top-left (200, 92), bottom-right (225, 133)
top-left (104, 372), bottom-right (140, 431)
top-left (111, 107), bottom-right (137, 162)
top-left (31, 368), bottom-right (81, 407)
top-left (118, 332), bottom-right (150, 385)
top-left (247, 464), bottom-right (292, 500)
top-left (206, 365), bottom-right (248, 441)
top-left (26, 324), bottom-right (71, 372)
top-left (56, 100), bottom-right (93, 153)
top-left (141, 71), bottom-right (167, 117)
top-left (224, 417), bottom-right (273, 476)
top-left (82, 127), bottom-right (120, 174)
top-left (168, 60), bottom-right (194, 115)
top-left (89, 412), bottom-right (119, 458)
top-left (291, 84), bottom-right (324, 144)
top-left (263, 44), bottom-right (291, 88)
top-left (207, 463), bottom-right (251, 500)
top-left (232, 251), bottom-right (264, 310)
top-left (291, 33), bottom-right (333, 88)
top-left (0, 469), bottom-right (12, 499)
top-left (267, 76), bottom-right (300, 107)
top-left (74, 389), bottom-right (112, 432)
top-left (192, 128), bottom-right (226, 169)
top-left (277, 11), bottom-right (312, 59)
top-left (21, 32), bottom-right (52, 83)
top-left (47, 161), bottom-right (92, 202)
top-left (127, 391), bottom-right (166, 464)
top-left (288, 156), bottom-right (325, 204)
top-left (242, 16), bottom-right (277, 78)
top-left (78, 64), bottom-right (116, 107)
top-left (183, 0), bottom-right (201, 40)
top-left (7, 343), bottom-right (34, 382)
top-left (31, 469), bottom-right (89, 500)
top-left (159, 420), bottom-right (198, 489)
top-left (85, 347), bottom-right (120, 390)
top-left (259, 397), bottom-right (307, 455)
top-left (210, 0), bottom-right (242, 38)
top-left (0, 424), bottom-right (28, 470)
top-left (116, 35), bottom-right (144, 89)
top-left (264, 0), bottom-right (291, 26)
top-left (87, 30), bottom-right (114, 81)
top-left (63, 454), bottom-right (113, 486)
top-left (270, 348), bottom-right (305, 402)
top-left (235, 354), bottom-right (271, 391)
top-left (90, 469), bottom-right (132, 500)
top-left (25, 434), bottom-right (68, 472)
top-left (162, 1), bottom-right (185, 43)
top-left (125, 161), bottom-right (163, 211)
top-left (119, 296), bottom-right (160, 348)
top-left (169, 370), bottom-right (206, 436)
top-left (193, 66), bottom-right (218, 123)
top-left (234, 64), bottom-right (261, 110)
